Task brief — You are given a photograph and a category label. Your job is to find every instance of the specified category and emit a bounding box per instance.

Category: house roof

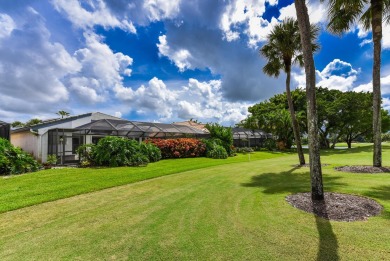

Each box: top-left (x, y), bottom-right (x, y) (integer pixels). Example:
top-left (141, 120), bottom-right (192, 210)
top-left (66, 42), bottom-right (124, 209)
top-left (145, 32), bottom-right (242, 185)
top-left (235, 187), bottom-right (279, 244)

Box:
top-left (74, 119), bottom-right (210, 138)
top-left (173, 120), bottom-right (208, 132)
top-left (11, 112), bottom-right (124, 133)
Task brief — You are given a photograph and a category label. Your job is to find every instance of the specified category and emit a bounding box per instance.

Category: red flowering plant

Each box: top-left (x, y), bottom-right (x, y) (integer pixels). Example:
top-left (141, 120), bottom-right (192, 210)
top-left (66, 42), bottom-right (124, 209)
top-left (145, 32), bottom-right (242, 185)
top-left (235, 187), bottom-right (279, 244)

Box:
top-left (146, 138), bottom-right (206, 159)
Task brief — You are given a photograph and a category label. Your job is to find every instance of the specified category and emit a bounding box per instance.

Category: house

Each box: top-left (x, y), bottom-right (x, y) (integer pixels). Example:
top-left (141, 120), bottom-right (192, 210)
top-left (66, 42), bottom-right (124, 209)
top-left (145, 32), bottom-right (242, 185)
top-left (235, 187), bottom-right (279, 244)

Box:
top-left (11, 112), bottom-right (210, 164)
top-left (11, 112), bottom-right (122, 163)
top-left (0, 121), bottom-right (10, 141)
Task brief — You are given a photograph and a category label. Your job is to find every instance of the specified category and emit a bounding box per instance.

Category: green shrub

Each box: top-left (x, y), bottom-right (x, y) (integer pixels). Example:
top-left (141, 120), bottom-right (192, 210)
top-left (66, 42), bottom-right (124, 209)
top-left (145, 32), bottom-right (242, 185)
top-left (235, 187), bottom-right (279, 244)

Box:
top-left (46, 154), bottom-right (58, 165)
top-left (262, 139), bottom-right (277, 151)
top-left (93, 137), bottom-right (146, 167)
top-left (76, 137), bottom-right (160, 167)
top-left (205, 123), bottom-right (233, 156)
top-left (382, 132), bottom-right (390, 142)
top-left (235, 147), bottom-right (254, 153)
top-left (206, 144), bottom-right (228, 159)
top-left (0, 138), bottom-right (40, 175)
top-left (140, 143), bottom-right (162, 162)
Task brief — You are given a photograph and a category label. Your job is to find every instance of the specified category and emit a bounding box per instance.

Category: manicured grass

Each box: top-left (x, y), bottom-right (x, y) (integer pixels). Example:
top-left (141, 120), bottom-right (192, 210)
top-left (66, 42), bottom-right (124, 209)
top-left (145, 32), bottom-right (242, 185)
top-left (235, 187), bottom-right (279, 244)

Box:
top-left (0, 144), bottom-right (389, 260)
top-left (0, 151), bottom-right (287, 213)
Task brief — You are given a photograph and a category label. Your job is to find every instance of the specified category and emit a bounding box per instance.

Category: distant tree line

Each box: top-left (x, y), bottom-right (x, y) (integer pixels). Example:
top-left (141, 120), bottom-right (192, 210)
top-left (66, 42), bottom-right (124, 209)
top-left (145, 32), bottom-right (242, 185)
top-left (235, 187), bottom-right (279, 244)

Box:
top-left (239, 88), bottom-right (390, 149)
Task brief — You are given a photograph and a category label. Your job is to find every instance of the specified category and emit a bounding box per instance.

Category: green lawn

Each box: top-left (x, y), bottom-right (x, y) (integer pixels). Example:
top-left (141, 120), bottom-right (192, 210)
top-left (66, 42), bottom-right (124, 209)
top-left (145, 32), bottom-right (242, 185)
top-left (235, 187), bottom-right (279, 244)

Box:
top-left (0, 151), bottom-right (287, 213)
top-left (0, 144), bottom-right (389, 260)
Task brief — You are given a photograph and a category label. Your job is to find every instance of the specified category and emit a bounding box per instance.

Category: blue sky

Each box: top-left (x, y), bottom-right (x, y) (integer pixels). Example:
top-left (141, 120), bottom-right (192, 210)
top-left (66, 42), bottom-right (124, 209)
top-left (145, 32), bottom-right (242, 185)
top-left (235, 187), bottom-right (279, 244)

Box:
top-left (0, 0), bottom-right (389, 126)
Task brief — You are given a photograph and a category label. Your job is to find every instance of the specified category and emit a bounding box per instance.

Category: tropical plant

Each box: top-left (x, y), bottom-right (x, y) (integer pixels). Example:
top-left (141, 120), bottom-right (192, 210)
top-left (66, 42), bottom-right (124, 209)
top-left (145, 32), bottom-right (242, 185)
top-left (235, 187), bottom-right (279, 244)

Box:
top-left (11, 121), bottom-right (24, 128)
top-left (206, 144), bottom-right (228, 159)
top-left (260, 18), bottom-right (319, 165)
top-left (322, 0), bottom-right (390, 166)
top-left (140, 143), bottom-right (162, 162)
top-left (205, 123), bottom-right (234, 156)
top-left (24, 118), bottom-right (43, 127)
top-left (0, 138), bottom-right (40, 175)
top-left (56, 110), bottom-right (70, 119)
top-left (294, 0), bottom-right (324, 200)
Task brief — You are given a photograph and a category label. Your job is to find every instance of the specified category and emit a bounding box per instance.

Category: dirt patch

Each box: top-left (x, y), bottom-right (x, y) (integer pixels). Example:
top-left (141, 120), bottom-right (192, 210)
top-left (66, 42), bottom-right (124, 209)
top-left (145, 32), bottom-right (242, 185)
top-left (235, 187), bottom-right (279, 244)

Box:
top-left (286, 192), bottom-right (383, 222)
top-left (335, 165), bottom-right (390, 173)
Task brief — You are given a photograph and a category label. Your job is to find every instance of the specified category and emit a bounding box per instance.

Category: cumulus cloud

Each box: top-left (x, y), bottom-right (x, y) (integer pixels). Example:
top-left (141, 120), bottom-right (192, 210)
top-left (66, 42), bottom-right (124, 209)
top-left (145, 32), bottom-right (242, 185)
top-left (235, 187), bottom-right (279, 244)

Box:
top-left (353, 74), bottom-right (390, 95)
top-left (114, 77), bottom-right (177, 118)
top-left (157, 21), bottom-right (284, 102)
top-left (0, 8), bottom-right (80, 115)
top-left (115, 77), bottom-right (251, 125)
top-left (52, 0), bottom-right (136, 33)
top-left (157, 35), bottom-right (192, 72)
top-left (67, 32), bottom-right (133, 103)
top-left (293, 59), bottom-right (359, 91)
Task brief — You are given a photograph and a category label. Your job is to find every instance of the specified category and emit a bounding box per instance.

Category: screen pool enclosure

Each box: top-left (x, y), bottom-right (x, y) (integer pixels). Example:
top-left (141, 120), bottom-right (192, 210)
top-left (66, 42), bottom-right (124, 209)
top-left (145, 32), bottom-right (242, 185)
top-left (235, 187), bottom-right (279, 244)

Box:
top-left (232, 127), bottom-right (272, 147)
top-left (47, 119), bottom-right (210, 164)
top-left (0, 121), bottom-right (10, 141)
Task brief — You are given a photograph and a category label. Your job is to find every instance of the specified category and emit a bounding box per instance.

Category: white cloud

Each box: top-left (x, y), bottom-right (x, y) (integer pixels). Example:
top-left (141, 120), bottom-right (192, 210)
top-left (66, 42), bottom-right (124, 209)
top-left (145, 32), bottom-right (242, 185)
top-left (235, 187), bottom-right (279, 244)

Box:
top-left (0, 13), bottom-right (15, 38)
top-left (68, 32), bottom-right (133, 103)
top-left (279, 1), bottom-right (327, 24)
top-left (383, 97), bottom-right (390, 111)
top-left (143, 0), bottom-right (181, 21)
top-left (115, 77), bottom-right (250, 125)
top-left (359, 39), bottom-right (372, 47)
top-left (52, 0), bottom-right (136, 33)
top-left (157, 35), bottom-right (192, 71)
top-left (114, 111), bottom-right (122, 118)
top-left (353, 74), bottom-right (390, 95)
top-left (0, 8), bottom-right (80, 115)
top-left (293, 59), bottom-right (359, 91)
top-left (115, 77), bottom-right (177, 118)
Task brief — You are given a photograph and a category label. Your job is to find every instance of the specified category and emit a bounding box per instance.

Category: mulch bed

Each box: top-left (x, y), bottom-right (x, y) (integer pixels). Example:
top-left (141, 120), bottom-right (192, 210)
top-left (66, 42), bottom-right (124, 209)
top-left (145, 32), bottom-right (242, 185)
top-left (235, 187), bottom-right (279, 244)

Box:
top-left (335, 165), bottom-right (390, 173)
top-left (286, 192), bottom-right (383, 222)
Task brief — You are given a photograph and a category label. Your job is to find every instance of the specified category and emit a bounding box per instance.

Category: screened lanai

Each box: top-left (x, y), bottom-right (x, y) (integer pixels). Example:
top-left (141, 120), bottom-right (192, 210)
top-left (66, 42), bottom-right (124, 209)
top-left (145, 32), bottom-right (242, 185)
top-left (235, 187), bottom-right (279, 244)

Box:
top-left (0, 121), bottom-right (10, 141)
top-left (232, 127), bottom-right (272, 147)
top-left (47, 119), bottom-right (210, 164)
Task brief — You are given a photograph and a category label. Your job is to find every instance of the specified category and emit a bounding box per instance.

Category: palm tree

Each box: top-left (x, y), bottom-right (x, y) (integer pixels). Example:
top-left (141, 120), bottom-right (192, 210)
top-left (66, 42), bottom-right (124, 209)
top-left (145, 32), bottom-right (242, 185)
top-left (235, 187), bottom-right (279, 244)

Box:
top-left (295, 0), bottom-right (324, 200)
top-left (323, 0), bottom-right (390, 167)
top-left (56, 111), bottom-right (70, 119)
top-left (260, 18), bottom-right (319, 166)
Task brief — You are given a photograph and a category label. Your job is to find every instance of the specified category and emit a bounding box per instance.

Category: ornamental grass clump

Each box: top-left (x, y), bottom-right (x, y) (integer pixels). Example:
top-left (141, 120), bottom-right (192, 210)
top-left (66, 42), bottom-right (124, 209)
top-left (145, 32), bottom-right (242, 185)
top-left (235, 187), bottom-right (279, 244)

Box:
top-left (0, 138), bottom-right (40, 175)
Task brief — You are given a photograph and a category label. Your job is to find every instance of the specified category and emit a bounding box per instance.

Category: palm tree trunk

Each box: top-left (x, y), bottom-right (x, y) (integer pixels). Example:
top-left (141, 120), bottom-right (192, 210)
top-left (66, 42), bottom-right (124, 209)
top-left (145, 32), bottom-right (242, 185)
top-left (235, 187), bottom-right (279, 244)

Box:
top-left (294, 0), bottom-right (324, 200)
top-left (286, 69), bottom-right (305, 165)
top-left (371, 0), bottom-right (382, 167)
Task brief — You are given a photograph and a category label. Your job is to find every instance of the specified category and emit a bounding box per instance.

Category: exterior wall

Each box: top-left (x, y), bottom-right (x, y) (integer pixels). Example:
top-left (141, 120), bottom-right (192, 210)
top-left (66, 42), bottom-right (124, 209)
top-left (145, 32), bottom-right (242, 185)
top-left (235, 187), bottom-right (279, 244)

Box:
top-left (11, 131), bottom-right (40, 160)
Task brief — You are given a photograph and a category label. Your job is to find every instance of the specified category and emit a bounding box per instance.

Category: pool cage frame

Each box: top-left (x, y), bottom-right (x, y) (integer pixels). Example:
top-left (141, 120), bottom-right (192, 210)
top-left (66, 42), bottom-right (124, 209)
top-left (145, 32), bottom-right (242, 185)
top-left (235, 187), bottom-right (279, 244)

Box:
top-left (232, 127), bottom-right (273, 148)
top-left (47, 119), bottom-right (210, 164)
top-left (0, 121), bottom-right (10, 141)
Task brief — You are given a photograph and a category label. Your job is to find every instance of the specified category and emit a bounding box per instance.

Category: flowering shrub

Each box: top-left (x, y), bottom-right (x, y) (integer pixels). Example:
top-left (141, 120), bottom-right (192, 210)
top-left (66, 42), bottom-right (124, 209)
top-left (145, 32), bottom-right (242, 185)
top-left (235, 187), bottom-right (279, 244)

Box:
top-left (146, 138), bottom-right (206, 159)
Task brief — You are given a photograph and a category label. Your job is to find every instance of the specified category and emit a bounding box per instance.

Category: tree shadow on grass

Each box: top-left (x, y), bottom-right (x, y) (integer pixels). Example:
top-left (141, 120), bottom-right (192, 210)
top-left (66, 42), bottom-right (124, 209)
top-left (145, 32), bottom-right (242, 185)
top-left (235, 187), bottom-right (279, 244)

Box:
top-left (241, 166), bottom-right (346, 195)
top-left (313, 201), bottom-right (339, 261)
top-left (363, 185), bottom-right (390, 219)
top-left (242, 167), bottom-right (343, 260)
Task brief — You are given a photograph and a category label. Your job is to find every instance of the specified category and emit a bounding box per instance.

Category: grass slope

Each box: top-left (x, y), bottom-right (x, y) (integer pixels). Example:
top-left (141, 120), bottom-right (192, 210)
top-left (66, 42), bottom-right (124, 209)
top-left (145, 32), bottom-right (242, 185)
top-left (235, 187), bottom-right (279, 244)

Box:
top-left (0, 144), bottom-right (389, 260)
top-left (0, 151), bottom-right (286, 213)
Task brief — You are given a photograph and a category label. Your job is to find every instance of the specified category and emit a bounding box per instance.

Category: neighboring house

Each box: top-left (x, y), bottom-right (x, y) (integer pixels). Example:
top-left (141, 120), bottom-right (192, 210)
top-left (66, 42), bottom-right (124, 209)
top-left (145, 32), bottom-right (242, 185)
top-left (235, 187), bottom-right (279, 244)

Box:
top-left (0, 121), bottom-right (10, 141)
top-left (11, 113), bottom-right (210, 164)
top-left (11, 112), bottom-right (121, 163)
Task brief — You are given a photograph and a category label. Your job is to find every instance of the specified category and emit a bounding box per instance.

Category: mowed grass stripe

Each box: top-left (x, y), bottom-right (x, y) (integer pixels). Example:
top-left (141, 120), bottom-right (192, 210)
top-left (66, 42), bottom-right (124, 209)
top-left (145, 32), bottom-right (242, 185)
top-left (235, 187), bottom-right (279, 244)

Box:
top-left (0, 151), bottom-right (287, 213)
top-left (0, 150), bottom-right (389, 260)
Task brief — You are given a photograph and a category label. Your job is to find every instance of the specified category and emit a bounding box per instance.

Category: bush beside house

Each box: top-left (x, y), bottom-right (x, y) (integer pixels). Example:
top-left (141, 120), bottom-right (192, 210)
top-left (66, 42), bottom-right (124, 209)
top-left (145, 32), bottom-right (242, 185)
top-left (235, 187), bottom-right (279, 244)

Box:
top-left (0, 138), bottom-right (41, 175)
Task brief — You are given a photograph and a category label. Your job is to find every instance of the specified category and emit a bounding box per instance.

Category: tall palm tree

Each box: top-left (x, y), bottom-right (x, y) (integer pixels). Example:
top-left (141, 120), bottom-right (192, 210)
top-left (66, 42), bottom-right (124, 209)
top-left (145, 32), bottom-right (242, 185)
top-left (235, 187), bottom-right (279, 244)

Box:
top-left (56, 111), bottom-right (70, 119)
top-left (260, 18), bottom-right (319, 166)
top-left (295, 0), bottom-right (324, 200)
top-left (323, 0), bottom-right (390, 167)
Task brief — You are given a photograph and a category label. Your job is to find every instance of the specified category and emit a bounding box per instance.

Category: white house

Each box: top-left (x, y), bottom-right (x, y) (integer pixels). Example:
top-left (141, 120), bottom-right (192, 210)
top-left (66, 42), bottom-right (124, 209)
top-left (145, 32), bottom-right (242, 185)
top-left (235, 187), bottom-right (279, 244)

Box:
top-left (11, 112), bottom-right (210, 164)
top-left (11, 112), bottom-right (121, 163)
